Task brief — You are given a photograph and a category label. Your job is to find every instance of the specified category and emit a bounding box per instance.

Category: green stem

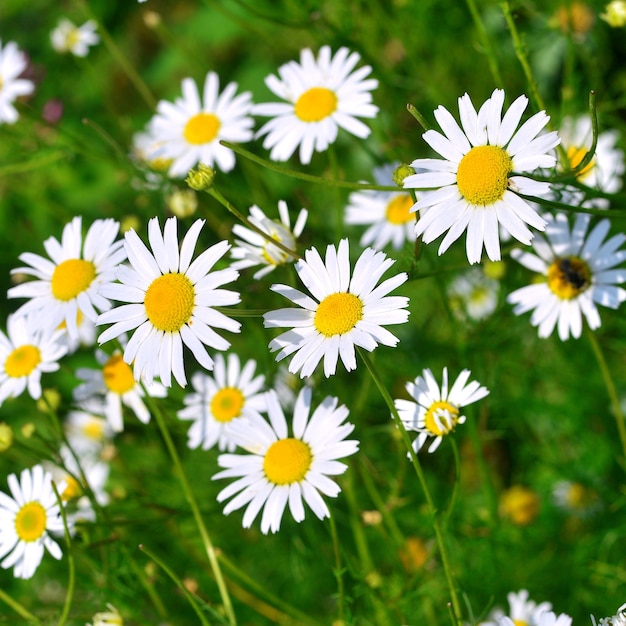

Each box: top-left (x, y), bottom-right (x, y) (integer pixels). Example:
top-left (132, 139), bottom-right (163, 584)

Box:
top-left (0, 588), bottom-right (42, 625)
top-left (520, 194), bottom-right (626, 217)
top-left (465, 0), bottom-right (504, 86)
top-left (145, 395), bottom-right (237, 626)
top-left (207, 185), bottom-right (303, 261)
top-left (139, 544), bottom-right (211, 626)
top-left (51, 482), bottom-right (75, 626)
top-left (0, 151), bottom-right (67, 176)
top-left (328, 512), bottom-right (345, 623)
top-left (406, 103), bottom-right (431, 131)
top-left (585, 328), bottom-right (626, 465)
top-left (219, 140), bottom-right (398, 191)
top-left (357, 348), bottom-right (463, 625)
top-left (568, 91), bottom-right (598, 177)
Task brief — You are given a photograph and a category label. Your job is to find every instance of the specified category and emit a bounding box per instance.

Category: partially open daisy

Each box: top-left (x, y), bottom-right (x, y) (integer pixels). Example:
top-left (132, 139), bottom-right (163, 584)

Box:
top-left (8, 217), bottom-right (126, 340)
top-left (177, 352), bottom-right (267, 451)
top-left (394, 367), bottom-right (489, 453)
top-left (345, 163), bottom-right (417, 250)
top-left (0, 314), bottom-right (68, 406)
top-left (507, 212), bottom-right (626, 340)
top-left (404, 89), bottom-right (561, 264)
top-left (213, 388), bottom-right (358, 534)
top-left (254, 46), bottom-right (378, 164)
top-left (97, 217), bottom-right (241, 387)
top-left (147, 71), bottom-right (254, 178)
top-left (0, 465), bottom-right (65, 579)
top-left (0, 40), bottom-right (35, 125)
top-left (74, 347), bottom-right (167, 432)
top-left (51, 19), bottom-right (99, 57)
top-left (230, 200), bottom-right (308, 279)
top-left (263, 239), bottom-right (409, 378)
top-left (555, 115), bottom-right (624, 208)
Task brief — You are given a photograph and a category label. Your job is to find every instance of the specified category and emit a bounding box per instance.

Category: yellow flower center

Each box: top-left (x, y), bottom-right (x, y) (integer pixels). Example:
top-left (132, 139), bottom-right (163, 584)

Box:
top-left (565, 482), bottom-right (587, 508)
top-left (82, 419), bottom-right (105, 441)
top-left (385, 194), bottom-right (415, 225)
top-left (513, 620), bottom-right (529, 626)
top-left (66, 28), bottom-right (81, 50)
top-left (547, 256), bottom-right (591, 299)
top-left (294, 87), bottom-right (338, 122)
top-left (61, 475), bottom-right (82, 501)
top-left (103, 354), bottom-right (136, 394)
top-left (183, 112), bottom-right (221, 145)
top-left (456, 145), bottom-right (513, 206)
top-left (567, 145), bottom-right (595, 180)
top-left (4, 345), bottom-right (41, 378)
top-left (424, 401), bottom-right (459, 436)
top-left (15, 501), bottom-right (47, 542)
top-left (211, 387), bottom-right (245, 423)
top-left (314, 292), bottom-right (363, 337)
top-left (51, 259), bottom-right (97, 301)
top-left (144, 273), bottom-right (195, 333)
top-left (263, 438), bottom-right (313, 485)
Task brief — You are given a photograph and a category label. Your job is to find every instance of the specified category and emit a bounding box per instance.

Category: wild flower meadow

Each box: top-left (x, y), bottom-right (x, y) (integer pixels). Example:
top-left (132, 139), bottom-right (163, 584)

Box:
top-left (2, 1), bottom-right (626, 625)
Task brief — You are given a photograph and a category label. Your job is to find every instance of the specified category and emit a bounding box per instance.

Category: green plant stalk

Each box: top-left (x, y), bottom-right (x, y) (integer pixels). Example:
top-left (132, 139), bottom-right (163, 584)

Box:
top-left (357, 348), bottom-right (463, 625)
top-left (328, 512), bottom-right (345, 623)
top-left (0, 588), bottom-right (42, 625)
top-left (568, 91), bottom-right (598, 177)
top-left (219, 140), bottom-right (399, 191)
top-left (51, 482), bottom-right (75, 626)
top-left (586, 328), bottom-right (626, 465)
top-left (406, 103), bottom-right (431, 131)
top-left (207, 185), bottom-right (303, 261)
top-left (520, 194), bottom-right (626, 218)
top-left (78, 0), bottom-right (156, 109)
top-left (465, 0), bottom-right (504, 86)
top-left (146, 395), bottom-right (237, 626)
top-left (0, 151), bottom-right (67, 176)
top-left (139, 544), bottom-right (211, 626)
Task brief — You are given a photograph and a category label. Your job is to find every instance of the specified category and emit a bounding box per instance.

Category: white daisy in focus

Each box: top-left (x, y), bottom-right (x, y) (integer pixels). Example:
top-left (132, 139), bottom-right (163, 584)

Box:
top-left (500, 612), bottom-right (572, 626)
top-left (404, 89), bottom-right (561, 264)
top-left (230, 200), bottom-right (308, 279)
top-left (394, 367), bottom-right (489, 453)
top-left (555, 115), bottom-right (624, 208)
top-left (0, 314), bottom-right (68, 406)
top-left (178, 353), bottom-right (266, 451)
top-left (345, 163), bottom-right (417, 250)
top-left (51, 19), bottom-right (99, 57)
top-left (263, 239), bottom-right (409, 378)
top-left (147, 71), bottom-right (254, 177)
top-left (0, 40), bottom-right (35, 125)
top-left (0, 465), bottom-right (65, 579)
top-left (482, 589), bottom-right (553, 626)
top-left (447, 268), bottom-right (499, 321)
top-left (213, 388), bottom-right (358, 534)
top-left (254, 46), bottom-right (378, 164)
top-left (507, 212), bottom-right (626, 340)
top-left (97, 217), bottom-right (241, 387)
top-left (8, 217), bottom-right (126, 340)
top-left (74, 347), bottom-right (167, 432)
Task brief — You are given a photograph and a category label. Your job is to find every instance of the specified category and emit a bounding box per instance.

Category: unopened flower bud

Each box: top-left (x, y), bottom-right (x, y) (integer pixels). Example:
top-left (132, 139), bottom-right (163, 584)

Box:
top-left (601, 0), bottom-right (626, 26)
top-left (392, 163), bottom-right (415, 187)
top-left (186, 163), bottom-right (215, 191)
top-left (0, 422), bottom-right (13, 452)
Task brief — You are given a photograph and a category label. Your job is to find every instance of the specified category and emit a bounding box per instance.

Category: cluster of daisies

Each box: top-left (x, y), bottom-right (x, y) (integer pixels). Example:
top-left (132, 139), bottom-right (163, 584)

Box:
top-left (2, 33), bottom-right (626, 586)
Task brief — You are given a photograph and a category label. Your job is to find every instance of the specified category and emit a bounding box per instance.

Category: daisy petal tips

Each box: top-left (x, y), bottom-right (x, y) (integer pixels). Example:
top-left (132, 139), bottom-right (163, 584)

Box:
top-left (404, 89), bottom-right (561, 264)
top-left (263, 239), bottom-right (410, 378)
top-left (97, 216), bottom-right (241, 388)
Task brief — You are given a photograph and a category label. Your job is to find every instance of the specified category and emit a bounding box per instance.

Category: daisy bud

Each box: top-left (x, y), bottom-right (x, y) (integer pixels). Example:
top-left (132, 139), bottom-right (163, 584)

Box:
top-left (166, 188), bottom-right (198, 218)
top-left (0, 422), bottom-right (13, 452)
top-left (186, 163), bottom-right (215, 191)
top-left (392, 163), bottom-right (415, 187)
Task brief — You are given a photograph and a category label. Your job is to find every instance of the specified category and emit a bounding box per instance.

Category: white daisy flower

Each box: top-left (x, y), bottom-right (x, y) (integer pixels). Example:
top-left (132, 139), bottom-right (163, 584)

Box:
top-left (51, 19), bottom-right (99, 57)
top-left (177, 352), bottom-right (266, 451)
top-left (87, 604), bottom-right (123, 626)
top-left (0, 40), bottom-right (35, 125)
top-left (8, 217), bottom-right (126, 341)
top-left (447, 268), bottom-right (499, 321)
top-left (97, 216), bottom-right (241, 387)
top-left (0, 465), bottom-right (65, 579)
top-left (263, 239), bottom-right (409, 378)
top-left (254, 46), bottom-right (378, 164)
top-left (230, 200), bottom-right (308, 279)
top-left (345, 163), bottom-right (417, 250)
top-left (57, 311), bottom-right (97, 354)
top-left (64, 403), bottom-right (113, 457)
top-left (74, 347), bottom-right (167, 433)
top-left (592, 603), bottom-right (626, 626)
top-left (147, 71), bottom-right (254, 178)
top-left (0, 314), bottom-right (68, 406)
top-left (482, 590), bottom-right (553, 626)
top-left (507, 212), bottom-right (626, 340)
top-left (404, 88), bottom-right (561, 264)
top-left (555, 115), bottom-right (624, 208)
top-left (500, 612), bottom-right (572, 626)
top-left (213, 388), bottom-right (358, 534)
top-left (395, 367), bottom-right (489, 453)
